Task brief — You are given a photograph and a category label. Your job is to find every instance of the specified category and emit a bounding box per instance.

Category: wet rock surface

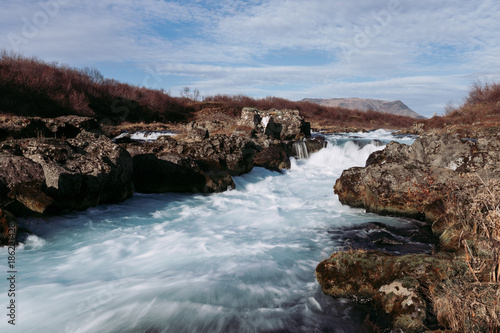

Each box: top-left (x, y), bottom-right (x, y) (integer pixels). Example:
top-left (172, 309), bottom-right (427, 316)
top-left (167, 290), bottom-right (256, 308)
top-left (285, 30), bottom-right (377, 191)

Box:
top-left (316, 250), bottom-right (467, 332)
top-left (328, 220), bottom-right (437, 255)
top-left (253, 144), bottom-right (291, 171)
top-left (324, 130), bottom-right (500, 332)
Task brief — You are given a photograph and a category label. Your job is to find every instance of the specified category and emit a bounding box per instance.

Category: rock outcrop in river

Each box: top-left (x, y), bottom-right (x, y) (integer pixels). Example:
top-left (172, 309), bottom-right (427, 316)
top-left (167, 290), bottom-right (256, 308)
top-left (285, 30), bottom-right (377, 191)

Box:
top-left (319, 129), bottom-right (500, 332)
top-left (238, 107), bottom-right (311, 140)
top-left (0, 131), bottom-right (133, 216)
top-left (334, 131), bottom-right (500, 223)
top-left (0, 108), bottom-right (324, 217)
top-left (121, 107), bottom-right (321, 193)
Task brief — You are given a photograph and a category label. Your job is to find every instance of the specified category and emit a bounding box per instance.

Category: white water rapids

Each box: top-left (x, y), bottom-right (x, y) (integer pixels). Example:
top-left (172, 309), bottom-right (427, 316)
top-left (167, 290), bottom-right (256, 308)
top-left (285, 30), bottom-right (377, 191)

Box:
top-left (0, 130), bottom-right (417, 333)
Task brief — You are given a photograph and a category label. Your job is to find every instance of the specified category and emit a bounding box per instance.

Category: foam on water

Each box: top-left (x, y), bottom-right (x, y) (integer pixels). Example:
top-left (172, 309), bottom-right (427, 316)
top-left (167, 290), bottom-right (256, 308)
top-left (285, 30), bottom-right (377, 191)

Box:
top-left (114, 131), bottom-right (176, 142)
top-left (0, 131), bottom-right (415, 333)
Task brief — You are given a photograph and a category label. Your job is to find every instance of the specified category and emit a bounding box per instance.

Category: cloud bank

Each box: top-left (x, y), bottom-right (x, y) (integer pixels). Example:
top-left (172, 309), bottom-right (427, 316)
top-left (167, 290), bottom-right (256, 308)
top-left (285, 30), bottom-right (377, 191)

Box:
top-left (1, 0), bottom-right (500, 116)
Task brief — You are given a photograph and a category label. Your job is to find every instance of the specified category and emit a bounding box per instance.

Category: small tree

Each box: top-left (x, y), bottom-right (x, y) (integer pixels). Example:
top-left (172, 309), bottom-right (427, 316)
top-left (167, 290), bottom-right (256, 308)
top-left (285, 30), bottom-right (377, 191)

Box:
top-left (180, 86), bottom-right (200, 101)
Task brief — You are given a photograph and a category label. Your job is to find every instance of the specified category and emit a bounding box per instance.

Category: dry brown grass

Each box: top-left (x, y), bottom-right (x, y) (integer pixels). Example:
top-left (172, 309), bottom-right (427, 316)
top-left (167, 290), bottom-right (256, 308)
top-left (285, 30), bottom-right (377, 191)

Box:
top-left (443, 174), bottom-right (500, 279)
top-left (1, 51), bottom-right (419, 129)
top-left (423, 81), bottom-right (500, 131)
top-left (427, 174), bottom-right (500, 332)
top-left (432, 281), bottom-right (500, 332)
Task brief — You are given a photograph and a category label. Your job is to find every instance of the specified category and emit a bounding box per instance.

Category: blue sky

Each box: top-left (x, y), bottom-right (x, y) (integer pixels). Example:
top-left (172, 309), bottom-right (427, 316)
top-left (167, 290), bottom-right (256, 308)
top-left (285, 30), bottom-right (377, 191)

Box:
top-left (1, 0), bottom-right (500, 117)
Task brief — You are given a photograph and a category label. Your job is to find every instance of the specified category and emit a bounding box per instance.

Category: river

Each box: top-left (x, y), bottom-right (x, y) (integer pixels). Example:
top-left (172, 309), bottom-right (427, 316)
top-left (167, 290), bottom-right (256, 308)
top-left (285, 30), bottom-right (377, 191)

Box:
top-left (1, 130), bottom-right (422, 333)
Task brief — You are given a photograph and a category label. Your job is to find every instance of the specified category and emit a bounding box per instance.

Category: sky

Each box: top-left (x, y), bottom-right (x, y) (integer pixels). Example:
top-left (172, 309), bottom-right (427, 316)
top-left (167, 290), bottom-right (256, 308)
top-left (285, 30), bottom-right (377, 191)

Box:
top-left (1, 0), bottom-right (500, 118)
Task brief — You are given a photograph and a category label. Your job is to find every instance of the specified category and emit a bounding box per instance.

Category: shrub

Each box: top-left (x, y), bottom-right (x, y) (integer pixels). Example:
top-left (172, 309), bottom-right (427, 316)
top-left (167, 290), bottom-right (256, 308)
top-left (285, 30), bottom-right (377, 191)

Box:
top-left (423, 81), bottom-right (500, 130)
top-left (203, 94), bottom-right (416, 129)
top-left (0, 51), bottom-right (419, 129)
top-left (0, 51), bottom-right (194, 123)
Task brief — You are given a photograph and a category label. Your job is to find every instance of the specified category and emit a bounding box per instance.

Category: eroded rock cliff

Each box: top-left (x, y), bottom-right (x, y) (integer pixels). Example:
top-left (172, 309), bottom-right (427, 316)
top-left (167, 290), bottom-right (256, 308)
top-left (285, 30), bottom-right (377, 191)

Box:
top-left (320, 130), bottom-right (500, 332)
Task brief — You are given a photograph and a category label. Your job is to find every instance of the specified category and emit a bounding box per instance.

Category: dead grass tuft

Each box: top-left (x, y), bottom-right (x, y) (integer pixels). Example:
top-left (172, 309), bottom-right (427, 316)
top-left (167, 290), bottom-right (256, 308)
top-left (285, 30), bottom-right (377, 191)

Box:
top-left (432, 281), bottom-right (500, 332)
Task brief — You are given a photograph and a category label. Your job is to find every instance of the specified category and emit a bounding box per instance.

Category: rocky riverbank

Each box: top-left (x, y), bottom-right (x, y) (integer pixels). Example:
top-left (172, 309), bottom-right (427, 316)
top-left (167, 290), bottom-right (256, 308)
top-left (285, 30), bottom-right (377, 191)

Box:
top-left (0, 107), bottom-right (326, 241)
top-left (318, 129), bottom-right (500, 332)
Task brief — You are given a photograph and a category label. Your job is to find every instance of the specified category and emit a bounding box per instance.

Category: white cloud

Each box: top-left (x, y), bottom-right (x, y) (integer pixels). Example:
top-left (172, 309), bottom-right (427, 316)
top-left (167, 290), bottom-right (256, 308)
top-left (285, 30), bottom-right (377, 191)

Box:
top-left (1, 0), bottom-right (499, 117)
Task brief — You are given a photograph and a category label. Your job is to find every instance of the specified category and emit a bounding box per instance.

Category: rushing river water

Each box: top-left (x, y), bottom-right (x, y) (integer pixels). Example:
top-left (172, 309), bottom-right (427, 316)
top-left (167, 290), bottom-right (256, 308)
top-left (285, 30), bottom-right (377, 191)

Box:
top-left (1, 130), bottom-right (421, 333)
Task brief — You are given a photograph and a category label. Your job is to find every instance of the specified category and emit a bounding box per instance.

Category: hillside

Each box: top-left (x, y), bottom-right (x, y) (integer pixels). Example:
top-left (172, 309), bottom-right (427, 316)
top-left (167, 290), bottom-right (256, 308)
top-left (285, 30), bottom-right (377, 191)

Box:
top-left (421, 81), bottom-right (500, 133)
top-left (303, 97), bottom-right (426, 119)
top-left (0, 52), bottom-right (418, 130)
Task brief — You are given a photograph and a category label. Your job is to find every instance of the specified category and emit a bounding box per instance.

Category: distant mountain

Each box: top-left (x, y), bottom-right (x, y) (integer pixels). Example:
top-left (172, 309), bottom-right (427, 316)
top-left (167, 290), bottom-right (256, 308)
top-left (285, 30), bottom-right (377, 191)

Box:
top-left (302, 98), bottom-right (426, 119)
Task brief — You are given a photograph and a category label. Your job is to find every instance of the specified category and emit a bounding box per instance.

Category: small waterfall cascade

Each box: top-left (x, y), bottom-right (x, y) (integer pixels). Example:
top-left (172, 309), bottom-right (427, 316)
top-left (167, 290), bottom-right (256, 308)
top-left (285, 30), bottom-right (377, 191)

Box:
top-left (292, 141), bottom-right (309, 159)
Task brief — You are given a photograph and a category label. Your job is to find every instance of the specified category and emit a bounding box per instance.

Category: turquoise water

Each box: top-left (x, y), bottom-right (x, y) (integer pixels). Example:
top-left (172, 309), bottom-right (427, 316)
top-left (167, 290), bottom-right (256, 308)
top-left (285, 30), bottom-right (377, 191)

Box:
top-left (1, 131), bottom-right (417, 333)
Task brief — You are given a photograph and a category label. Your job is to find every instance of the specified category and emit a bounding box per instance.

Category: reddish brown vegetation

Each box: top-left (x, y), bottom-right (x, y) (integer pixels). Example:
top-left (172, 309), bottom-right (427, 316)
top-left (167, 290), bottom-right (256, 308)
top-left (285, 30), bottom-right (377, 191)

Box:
top-left (203, 95), bottom-right (416, 129)
top-left (423, 81), bottom-right (500, 130)
top-left (0, 51), bottom-right (194, 123)
top-left (0, 52), bottom-right (417, 129)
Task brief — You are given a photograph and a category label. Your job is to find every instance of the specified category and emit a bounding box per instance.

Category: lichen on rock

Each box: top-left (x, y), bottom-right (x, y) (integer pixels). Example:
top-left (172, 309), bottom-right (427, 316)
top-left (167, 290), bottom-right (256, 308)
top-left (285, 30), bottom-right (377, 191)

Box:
top-left (316, 250), bottom-right (467, 332)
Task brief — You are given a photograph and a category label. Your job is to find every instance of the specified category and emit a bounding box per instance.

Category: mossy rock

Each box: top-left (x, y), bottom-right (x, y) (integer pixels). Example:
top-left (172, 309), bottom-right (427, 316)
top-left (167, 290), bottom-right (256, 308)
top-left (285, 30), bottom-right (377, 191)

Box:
top-left (316, 250), bottom-right (469, 332)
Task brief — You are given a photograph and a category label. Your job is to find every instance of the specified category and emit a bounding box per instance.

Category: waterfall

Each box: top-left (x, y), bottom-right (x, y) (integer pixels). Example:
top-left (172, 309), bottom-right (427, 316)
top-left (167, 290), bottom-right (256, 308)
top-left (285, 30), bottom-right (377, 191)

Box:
top-left (292, 141), bottom-right (309, 159)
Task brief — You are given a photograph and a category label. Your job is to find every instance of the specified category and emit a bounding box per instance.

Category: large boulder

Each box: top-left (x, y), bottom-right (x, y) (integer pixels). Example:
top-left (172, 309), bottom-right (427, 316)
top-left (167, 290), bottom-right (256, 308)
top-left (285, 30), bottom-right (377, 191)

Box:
top-left (316, 250), bottom-right (468, 332)
top-left (137, 134), bottom-right (257, 176)
top-left (254, 144), bottom-right (291, 171)
top-left (123, 136), bottom-right (240, 194)
top-left (0, 150), bottom-right (53, 214)
top-left (0, 132), bottom-right (133, 215)
top-left (184, 134), bottom-right (256, 176)
top-left (328, 131), bottom-right (500, 331)
top-left (131, 152), bottom-right (234, 194)
top-left (334, 133), bottom-right (500, 222)
top-left (239, 108), bottom-right (311, 140)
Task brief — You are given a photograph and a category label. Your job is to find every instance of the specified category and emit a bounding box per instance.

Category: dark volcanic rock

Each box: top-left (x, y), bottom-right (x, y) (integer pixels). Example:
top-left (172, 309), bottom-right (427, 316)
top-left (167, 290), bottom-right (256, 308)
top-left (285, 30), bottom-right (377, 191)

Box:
top-left (316, 251), bottom-right (467, 332)
top-left (305, 136), bottom-right (327, 154)
top-left (7, 182), bottom-right (54, 216)
top-left (0, 151), bottom-right (52, 214)
top-left (0, 151), bottom-right (46, 193)
top-left (131, 152), bottom-right (234, 194)
top-left (0, 115), bottom-right (100, 141)
top-left (239, 107), bottom-right (311, 140)
top-left (264, 117), bottom-right (282, 139)
top-left (327, 221), bottom-right (436, 255)
top-left (166, 134), bottom-right (256, 176)
top-left (0, 132), bottom-right (133, 215)
top-left (326, 131), bottom-right (500, 331)
top-left (124, 136), bottom-right (241, 194)
top-left (334, 132), bottom-right (500, 222)
top-left (254, 144), bottom-right (291, 171)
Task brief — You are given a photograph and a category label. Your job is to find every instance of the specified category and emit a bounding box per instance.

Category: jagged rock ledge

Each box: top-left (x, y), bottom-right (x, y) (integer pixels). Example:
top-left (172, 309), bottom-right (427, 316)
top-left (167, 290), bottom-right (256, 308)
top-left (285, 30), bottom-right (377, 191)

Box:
top-left (318, 130), bottom-right (500, 332)
top-left (0, 108), bottom-right (326, 223)
top-left (0, 132), bottom-right (134, 216)
top-left (333, 131), bottom-right (500, 237)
